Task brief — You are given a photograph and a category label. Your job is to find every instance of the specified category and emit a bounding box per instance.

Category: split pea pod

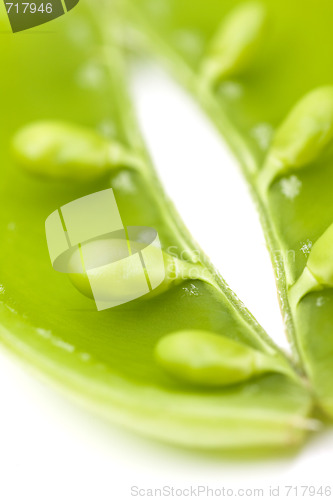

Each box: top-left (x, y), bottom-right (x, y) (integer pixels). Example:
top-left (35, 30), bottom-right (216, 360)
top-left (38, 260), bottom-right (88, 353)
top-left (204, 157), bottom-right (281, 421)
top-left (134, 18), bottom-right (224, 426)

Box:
top-left (0, 0), bottom-right (316, 451)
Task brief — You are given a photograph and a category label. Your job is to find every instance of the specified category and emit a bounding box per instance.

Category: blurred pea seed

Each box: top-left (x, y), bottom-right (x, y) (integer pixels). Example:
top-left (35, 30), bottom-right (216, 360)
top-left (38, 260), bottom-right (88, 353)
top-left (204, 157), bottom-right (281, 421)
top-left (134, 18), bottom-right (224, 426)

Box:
top-left (201, 2), bottom-right (267, 85)
top-left (12, 121), bottom-right (145, 181)
top-left (258, 87), bottom-right (333, 196)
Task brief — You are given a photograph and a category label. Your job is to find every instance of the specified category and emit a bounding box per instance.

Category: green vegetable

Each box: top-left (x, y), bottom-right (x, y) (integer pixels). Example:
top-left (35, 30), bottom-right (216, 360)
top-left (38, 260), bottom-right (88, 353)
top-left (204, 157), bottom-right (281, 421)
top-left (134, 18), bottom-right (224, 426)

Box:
top-left (258, 87), bottom-right (333, 197)
top-left (12, 120), bottom-right (145, 181)
top-left (68, 237), bottom-right (219, 301)
top-left (155, 330), bottom-right (296, 387)
top-left (0, 2), bottom-right (312, 450)
top-left (201, 2), bottom-right (267, 86)
top-left (123, 0), bottom-right (333, 418)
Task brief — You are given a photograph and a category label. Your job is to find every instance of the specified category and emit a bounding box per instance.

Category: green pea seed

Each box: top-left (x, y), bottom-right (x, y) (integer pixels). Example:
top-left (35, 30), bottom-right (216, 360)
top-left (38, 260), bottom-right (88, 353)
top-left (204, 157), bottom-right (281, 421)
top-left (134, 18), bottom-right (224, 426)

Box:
top-left (12, 121), bottom-right (144, 181)
top-left (258, 86), bottom-right (333, 195)
top-left (290, 223), bottom-right (333, 308)
top-left (201, 2), bottom-right (267, 85)
top-left (155, 330), bottom-right (294, 387)
top-left (68, 238), bottom-right (219, 303)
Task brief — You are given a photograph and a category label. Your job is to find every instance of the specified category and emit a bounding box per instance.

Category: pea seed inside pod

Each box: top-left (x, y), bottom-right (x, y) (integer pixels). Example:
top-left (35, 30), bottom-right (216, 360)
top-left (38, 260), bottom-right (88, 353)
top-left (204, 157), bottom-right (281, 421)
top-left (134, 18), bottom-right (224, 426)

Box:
top-left (12, 121), bottom-right (144, 181)
top-left (258, 86), bottom-right (333, 196)
top-left (155, 330), bottom-right (293, 387)
top-left (201, 1), bottom-right (267, 85)
top-left (68, 237), bottom-right (218, 304)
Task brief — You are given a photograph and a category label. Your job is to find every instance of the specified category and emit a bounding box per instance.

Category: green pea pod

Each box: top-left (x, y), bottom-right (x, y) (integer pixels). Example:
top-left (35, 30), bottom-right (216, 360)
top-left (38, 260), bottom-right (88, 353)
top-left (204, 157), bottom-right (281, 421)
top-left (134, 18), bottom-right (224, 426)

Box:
top-left (0, 1), bottom-right (313, 451)
top-left (123, 0), bottom-right (333, 419)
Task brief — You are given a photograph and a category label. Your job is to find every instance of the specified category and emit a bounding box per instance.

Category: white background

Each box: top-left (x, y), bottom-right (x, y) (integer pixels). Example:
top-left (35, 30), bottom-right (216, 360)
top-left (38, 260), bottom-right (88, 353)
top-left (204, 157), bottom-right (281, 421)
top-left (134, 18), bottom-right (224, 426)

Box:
top-left (1, 65), bottom-right (333, 500)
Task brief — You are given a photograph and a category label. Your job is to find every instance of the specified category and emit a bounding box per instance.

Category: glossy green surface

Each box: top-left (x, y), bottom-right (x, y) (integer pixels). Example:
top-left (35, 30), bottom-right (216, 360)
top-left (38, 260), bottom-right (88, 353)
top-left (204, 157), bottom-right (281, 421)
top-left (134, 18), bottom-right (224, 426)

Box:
top-left (125, 0), bottom-right (333, 416)
top-left (0, 3), bottom-right (312, 449)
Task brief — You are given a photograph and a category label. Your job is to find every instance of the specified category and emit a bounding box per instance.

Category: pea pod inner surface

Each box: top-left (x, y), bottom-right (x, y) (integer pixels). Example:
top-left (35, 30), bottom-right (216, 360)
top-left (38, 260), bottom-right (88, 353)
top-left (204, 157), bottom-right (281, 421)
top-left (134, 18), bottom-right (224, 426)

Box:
top-left (0, 2), bottom-right (312, 450)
